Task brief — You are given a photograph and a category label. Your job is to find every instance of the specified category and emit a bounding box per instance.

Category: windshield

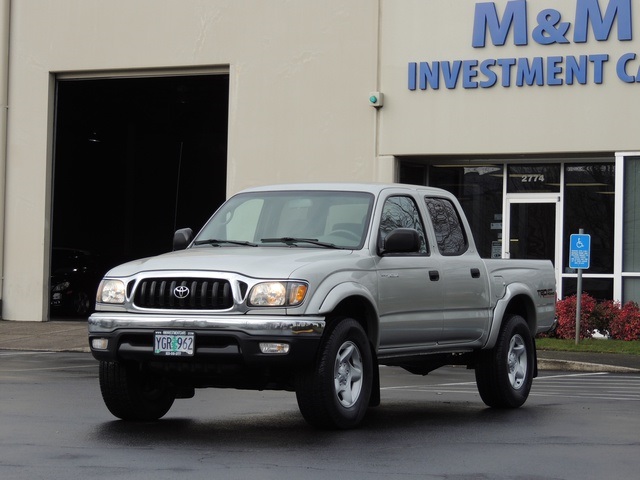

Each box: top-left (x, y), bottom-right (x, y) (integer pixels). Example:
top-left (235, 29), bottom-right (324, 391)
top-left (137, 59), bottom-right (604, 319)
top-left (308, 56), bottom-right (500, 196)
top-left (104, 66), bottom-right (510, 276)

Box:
top-left (194, 190), bottom-right (374, 249)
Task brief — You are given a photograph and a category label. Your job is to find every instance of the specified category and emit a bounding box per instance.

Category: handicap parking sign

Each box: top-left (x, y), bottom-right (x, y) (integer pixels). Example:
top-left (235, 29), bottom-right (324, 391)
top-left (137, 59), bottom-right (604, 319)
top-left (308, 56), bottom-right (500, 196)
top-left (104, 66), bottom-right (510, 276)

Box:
top-left (569, 234), bottom-right (590, 269)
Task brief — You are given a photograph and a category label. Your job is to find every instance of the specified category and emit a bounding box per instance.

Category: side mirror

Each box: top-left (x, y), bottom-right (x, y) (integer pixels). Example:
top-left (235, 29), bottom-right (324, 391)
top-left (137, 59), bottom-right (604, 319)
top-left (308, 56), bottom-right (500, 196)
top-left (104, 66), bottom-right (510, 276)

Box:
top-left (173, 228), bottom-right (193, 251)
top-left (380, 228), bottom-right (421, 255)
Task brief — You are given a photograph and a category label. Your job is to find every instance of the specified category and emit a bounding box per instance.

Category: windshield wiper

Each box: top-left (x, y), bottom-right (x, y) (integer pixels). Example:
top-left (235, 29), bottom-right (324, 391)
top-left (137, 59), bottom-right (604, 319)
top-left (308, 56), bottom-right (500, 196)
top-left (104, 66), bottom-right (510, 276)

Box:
top-left (194, 238), bottom-right (258, 247)
top-left (261, 237), bottom-right (340, 249)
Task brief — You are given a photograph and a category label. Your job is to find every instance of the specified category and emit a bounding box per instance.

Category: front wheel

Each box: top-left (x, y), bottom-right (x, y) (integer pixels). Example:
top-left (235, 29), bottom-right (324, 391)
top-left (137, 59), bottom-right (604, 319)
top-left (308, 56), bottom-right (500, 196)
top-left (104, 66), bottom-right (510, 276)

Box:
top-left (475, 314), bottom-right (534, 408)
top-left (296, 318), bottom-right (373, 429)
top-left (99, 361), bottom-right (176, 421)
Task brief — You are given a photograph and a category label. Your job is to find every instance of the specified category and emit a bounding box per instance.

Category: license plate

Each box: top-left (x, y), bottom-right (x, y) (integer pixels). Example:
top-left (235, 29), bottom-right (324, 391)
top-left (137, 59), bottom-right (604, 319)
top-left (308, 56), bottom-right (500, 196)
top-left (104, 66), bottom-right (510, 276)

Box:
top-left (154, 330), bottom-right (195, 356)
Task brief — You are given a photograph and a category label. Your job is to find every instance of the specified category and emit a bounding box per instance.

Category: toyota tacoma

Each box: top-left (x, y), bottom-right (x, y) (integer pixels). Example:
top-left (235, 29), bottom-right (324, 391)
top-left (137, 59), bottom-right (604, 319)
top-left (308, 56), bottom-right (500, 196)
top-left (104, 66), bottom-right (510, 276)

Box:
top-left (89, 183), bottom-right (556, 429)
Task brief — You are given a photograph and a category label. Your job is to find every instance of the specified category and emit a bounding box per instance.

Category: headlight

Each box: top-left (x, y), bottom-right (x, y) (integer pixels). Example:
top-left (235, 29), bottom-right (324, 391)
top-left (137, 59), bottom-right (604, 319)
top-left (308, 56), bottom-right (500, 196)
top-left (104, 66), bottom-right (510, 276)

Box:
top-left (97, 279), bottom-right (126, 304)
top-left (248, 281), bottom-right (308, 307)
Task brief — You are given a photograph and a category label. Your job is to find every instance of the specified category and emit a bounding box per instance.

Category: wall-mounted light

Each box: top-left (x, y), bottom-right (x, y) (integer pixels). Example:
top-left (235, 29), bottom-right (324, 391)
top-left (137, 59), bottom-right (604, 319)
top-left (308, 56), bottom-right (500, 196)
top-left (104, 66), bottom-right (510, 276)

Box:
top-left (369, 92), bottom-right (384, 108)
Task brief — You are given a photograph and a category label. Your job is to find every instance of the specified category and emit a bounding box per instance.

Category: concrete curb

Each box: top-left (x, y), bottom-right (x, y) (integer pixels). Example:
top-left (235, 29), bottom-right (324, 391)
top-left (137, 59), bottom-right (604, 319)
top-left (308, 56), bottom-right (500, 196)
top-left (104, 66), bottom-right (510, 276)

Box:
top-left (538, 358), bottom-right (640, 373)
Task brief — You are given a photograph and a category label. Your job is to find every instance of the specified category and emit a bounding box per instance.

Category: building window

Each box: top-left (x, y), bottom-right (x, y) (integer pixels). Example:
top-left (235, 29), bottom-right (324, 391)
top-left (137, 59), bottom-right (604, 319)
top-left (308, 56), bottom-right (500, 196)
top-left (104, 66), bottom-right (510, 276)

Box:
top-left (507, 164), bottom-right (560, 193)
top-left (563, 164), bottom-right (615, 275)
top-left (562, 278), bottom-right (613, 301)
top-left (399, 163), bottom-right (427, 186)
top-left (623, 156), bottom-right (640, 272)
top-left (427, 164), bottom-right (502, 259)
top-left (401, 157), bottom-right (618, 301)
top-left (623, 278), bottom-right (640, 303)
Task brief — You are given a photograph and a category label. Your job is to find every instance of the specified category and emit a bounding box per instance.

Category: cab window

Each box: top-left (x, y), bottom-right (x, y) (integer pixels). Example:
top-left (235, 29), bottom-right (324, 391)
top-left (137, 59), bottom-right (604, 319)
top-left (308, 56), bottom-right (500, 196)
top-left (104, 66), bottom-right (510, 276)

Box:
top-left (424, 197), bottom-right (467, 256)
top-left (379, 196), bottom-right (428, 254)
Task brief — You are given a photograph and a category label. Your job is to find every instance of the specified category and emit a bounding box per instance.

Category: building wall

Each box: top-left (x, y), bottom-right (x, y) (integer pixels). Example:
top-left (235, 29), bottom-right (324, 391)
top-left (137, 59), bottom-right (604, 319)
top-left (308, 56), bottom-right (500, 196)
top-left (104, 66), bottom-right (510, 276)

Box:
top-left (379, 0), bottom-right (640, 155)
top-left (2, 1), bottom-right (380, 320)
top-left (3, 0), bottom-right (638, 320)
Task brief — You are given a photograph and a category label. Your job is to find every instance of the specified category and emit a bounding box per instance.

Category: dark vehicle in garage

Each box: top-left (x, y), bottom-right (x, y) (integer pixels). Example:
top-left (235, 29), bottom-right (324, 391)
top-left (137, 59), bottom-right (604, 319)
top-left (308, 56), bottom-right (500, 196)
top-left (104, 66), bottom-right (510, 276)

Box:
top-left (51, 248), bottom-right (104, 317)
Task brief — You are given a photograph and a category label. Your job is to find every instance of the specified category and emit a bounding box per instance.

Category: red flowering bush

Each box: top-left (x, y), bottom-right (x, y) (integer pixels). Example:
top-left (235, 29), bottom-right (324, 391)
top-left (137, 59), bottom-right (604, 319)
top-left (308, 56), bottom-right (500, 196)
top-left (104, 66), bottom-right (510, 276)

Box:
top-left (609, 301), bottom-right (640, 341)
top-left (553, 295), bottom-right (640, 341)
top-left (555, 294), bottom-right (598, 340)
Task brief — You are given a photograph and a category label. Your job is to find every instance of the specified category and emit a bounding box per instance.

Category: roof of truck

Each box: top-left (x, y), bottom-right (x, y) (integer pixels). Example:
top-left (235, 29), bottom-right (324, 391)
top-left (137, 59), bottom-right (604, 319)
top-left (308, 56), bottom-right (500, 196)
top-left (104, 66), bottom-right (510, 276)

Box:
top-left (236, 182), bottom-right (452, 196)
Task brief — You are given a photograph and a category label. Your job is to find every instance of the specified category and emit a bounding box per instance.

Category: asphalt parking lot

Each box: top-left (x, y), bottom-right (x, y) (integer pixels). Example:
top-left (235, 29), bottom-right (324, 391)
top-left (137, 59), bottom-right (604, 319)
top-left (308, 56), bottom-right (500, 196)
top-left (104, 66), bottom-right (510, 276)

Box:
top-left (1, 349), bottom-right (639, 480)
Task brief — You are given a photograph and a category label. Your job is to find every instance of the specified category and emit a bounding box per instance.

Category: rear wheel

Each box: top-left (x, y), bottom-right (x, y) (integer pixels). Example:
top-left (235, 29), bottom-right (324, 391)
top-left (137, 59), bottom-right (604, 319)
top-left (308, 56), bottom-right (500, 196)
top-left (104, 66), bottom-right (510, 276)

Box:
top-left (99, 361), bottom-right (176, 421)
top-left (475, 314), bottom-right (534, 408)
top-left (296, 318), bottom-right (373, 429)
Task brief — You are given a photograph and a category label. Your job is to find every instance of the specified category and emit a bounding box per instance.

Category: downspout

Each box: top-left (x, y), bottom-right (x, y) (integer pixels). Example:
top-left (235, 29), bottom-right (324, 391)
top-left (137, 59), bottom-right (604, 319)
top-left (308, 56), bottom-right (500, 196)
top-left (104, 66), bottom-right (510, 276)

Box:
top-left (373, 0), bottom-right (395, 183)
top-left (0, 0), bottom-right (10, 317)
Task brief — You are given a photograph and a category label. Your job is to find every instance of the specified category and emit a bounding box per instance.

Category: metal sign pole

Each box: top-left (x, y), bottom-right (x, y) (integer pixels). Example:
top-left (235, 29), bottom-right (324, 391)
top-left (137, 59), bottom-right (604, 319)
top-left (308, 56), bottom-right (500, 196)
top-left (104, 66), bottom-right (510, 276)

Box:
top-left (570, 229), bottom-right (590, 345)
top-left (575, 228), bottom-right (584, 345)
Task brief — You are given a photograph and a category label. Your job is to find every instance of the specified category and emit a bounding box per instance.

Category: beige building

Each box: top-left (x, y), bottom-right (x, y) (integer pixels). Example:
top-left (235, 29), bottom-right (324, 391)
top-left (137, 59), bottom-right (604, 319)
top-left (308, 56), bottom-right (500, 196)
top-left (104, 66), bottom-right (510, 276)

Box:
top-left (1, 0), bottom-right (638, 321)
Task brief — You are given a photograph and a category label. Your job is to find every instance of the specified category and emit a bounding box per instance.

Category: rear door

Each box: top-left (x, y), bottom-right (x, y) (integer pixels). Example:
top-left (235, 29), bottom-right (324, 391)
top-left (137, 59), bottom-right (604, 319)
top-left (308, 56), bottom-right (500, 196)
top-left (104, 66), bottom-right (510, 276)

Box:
top-left (423, 196), bottom-right (491, 344)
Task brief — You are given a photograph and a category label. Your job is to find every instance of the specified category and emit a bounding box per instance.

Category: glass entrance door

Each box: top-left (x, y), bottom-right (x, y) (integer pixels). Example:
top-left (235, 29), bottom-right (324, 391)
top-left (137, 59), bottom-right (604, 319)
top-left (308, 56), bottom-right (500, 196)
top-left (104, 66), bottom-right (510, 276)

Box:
top-left (504, 197), bottom-right (561, 281)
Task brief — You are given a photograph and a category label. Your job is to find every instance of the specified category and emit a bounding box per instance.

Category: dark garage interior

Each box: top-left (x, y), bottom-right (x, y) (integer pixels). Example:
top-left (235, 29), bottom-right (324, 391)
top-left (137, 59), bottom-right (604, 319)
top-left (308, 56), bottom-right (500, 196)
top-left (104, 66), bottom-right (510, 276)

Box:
top-left (50, 74), bottom-right (229, 318)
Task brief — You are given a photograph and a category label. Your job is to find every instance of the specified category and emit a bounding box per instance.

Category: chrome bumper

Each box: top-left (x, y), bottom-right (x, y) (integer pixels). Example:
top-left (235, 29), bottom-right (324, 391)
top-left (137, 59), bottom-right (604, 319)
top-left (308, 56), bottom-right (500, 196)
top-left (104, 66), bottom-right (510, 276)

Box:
top-left (88, 312), bottom-right (325, 337)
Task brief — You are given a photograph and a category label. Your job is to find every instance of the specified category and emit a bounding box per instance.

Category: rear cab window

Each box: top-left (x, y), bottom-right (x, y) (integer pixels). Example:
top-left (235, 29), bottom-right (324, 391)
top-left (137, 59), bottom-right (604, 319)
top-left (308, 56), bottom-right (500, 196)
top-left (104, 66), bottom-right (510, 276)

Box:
top-left (424, 197), bottom-right (468, 256)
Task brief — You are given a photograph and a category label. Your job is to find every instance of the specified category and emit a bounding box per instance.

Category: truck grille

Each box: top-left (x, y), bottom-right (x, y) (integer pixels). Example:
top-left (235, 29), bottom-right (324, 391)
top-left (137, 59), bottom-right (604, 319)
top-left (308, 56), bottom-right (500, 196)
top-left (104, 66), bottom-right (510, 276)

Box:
top-left (133, 278), bottom-right (234, 310)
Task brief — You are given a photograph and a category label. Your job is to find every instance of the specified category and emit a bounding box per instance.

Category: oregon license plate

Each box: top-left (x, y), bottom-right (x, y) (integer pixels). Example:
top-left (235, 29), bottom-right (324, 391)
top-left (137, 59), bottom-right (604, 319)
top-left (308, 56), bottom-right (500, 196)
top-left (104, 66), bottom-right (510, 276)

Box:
top-left (154, 330), bottom-right (195, 356)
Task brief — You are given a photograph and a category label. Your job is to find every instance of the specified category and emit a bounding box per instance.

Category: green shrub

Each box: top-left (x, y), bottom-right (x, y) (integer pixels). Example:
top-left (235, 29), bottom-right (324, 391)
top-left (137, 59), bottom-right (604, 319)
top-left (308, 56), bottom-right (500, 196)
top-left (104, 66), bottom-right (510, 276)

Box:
top-left (591, 299), bottom-right (621, 335)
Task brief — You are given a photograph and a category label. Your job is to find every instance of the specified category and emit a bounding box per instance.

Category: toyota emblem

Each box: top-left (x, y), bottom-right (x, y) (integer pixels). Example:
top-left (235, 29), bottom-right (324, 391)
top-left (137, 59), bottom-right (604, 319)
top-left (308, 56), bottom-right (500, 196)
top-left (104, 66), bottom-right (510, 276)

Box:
top-left (174, 285), bottom-right (190, 299)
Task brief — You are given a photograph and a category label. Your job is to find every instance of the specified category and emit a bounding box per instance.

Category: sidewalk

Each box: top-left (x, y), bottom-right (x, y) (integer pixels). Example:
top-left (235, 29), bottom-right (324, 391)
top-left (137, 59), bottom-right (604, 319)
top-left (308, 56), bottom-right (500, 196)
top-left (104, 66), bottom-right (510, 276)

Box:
top-left (0, 319), bottom-right (639, 373)
top-left (0, 319), bottom-right (90, 353)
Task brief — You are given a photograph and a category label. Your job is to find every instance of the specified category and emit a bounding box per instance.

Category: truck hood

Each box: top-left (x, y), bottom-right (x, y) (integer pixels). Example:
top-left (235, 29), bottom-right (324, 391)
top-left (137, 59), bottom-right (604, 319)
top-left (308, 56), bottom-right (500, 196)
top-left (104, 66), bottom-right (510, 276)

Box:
top-left (105, 246), bottom-right (355, 280)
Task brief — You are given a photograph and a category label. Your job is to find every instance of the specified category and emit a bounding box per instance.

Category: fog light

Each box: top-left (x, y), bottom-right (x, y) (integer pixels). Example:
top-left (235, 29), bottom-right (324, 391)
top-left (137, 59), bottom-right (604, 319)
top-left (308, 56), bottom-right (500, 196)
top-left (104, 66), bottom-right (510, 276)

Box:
top-left (259, 342), bottom-right (290, 354)
top-left (91, 338), bottom-right (109, 350)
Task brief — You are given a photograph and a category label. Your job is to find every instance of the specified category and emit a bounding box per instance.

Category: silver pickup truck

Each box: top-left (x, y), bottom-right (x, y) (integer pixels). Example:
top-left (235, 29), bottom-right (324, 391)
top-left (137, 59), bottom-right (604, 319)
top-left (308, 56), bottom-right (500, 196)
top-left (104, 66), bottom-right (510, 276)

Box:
top-left (88, 183), bottom-right (556, 429)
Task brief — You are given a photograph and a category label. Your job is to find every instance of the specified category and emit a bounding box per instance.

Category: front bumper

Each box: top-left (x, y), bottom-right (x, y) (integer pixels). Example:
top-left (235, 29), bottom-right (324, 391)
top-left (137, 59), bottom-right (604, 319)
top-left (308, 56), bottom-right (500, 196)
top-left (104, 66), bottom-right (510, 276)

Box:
top-left (88, 312), bottom-right (325, 366)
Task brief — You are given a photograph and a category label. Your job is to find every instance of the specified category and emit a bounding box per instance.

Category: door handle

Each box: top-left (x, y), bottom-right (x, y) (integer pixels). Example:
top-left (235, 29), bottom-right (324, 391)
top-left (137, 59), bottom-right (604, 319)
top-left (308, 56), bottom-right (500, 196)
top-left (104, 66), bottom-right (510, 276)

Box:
top-left (470, 268), bottom-right (481, 278)
top-left (429, 270), bottom-right (440, 281)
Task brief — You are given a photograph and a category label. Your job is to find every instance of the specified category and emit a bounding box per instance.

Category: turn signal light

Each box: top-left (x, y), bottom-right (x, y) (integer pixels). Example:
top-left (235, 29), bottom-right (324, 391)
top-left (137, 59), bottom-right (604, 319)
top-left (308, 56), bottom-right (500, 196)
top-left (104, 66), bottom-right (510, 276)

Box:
top-left (288, 283), bottom-right (308, 305)
top-left (91, 338), bottom-right (109, 350)
top-left (259, 342), bottom-right (290, 354)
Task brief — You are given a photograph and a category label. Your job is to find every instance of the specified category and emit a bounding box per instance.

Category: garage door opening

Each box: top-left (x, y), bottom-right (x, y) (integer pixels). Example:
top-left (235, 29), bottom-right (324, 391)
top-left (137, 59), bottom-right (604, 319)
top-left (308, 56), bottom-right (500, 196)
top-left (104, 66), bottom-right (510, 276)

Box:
top-left (50, 74), bottom-right (229, 318)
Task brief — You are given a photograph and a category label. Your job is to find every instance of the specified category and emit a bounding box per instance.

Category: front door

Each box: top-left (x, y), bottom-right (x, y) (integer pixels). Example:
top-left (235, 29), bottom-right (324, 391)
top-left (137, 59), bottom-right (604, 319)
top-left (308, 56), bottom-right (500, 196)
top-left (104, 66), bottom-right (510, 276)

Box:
top-left (376, 194), bottom-right (444, 350)
top-left (503, 197), bottom-right (561, 282)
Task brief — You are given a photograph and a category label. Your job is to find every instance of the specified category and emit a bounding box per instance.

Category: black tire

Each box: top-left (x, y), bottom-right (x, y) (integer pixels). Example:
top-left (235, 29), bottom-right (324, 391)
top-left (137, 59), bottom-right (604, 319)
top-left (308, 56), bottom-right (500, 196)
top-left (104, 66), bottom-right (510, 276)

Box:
top-left (296, 318), bottom-right (373, 429)
top-left (99, 361), bottom-right (176, 421)
top-left (475, 314), bottom-right (534, 408)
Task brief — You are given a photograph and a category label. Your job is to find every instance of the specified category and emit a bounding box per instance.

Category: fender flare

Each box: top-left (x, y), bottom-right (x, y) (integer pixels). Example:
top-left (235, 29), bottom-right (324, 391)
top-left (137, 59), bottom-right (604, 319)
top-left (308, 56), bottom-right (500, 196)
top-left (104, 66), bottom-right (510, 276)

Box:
top-left (313, 281), bottom-right (380, 348)
top-left (484, 283), bottom-right (537, 350)
top-left (308, 281), bottom-right (377, 315)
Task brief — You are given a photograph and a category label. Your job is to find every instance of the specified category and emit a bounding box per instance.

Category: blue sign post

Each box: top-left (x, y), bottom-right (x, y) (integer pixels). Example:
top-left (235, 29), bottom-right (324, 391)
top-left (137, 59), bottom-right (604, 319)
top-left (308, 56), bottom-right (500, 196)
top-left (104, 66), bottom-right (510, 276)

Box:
top-left (569, 230), bottom-right (591, 344)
